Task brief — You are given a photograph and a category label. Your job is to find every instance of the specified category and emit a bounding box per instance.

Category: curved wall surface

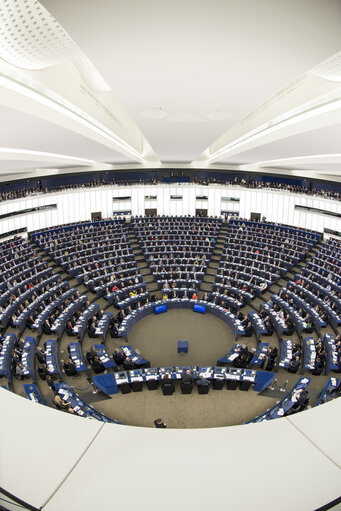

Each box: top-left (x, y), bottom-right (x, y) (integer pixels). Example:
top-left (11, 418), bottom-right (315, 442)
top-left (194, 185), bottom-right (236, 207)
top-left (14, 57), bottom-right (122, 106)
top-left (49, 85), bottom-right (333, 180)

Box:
top-left (0, 184), bottom-right (340, 236)
top-left (0, 388), bottom-right (340, 511)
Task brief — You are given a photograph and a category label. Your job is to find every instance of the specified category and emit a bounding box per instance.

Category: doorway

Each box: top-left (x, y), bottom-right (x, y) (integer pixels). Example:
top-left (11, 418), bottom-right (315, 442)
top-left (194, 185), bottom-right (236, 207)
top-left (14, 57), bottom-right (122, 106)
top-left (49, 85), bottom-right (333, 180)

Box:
top-left (196, 208), bottom-right (208, 217)
top-left (250, 212), bottom-right (261, 221)
top-left (145, 208), bottom-right (157, 216)
top-left (91, 212), bottom-right (102, 221)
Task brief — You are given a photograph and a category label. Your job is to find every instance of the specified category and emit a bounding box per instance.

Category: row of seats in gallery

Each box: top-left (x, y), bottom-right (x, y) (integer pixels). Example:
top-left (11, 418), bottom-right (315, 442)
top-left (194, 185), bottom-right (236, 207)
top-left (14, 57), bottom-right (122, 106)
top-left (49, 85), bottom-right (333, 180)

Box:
top-left (32, 220), bottom-right (132, 278)
top-left (0, 236), bottom-right (58, 331)
top-left (131, 216), bottom-right (222, 291)
top-left (215, 219), bottom-right (320, 297)
top-left (32, 220), bottom-right (144, 302)
top-left (303, 237), bottom-right (341, 290)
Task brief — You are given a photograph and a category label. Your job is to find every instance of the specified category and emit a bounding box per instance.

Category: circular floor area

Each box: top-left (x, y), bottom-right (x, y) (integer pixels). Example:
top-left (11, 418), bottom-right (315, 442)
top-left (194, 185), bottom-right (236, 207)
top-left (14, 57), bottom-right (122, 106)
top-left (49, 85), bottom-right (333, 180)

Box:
top-left (126, 308), bottom-right (249, 367)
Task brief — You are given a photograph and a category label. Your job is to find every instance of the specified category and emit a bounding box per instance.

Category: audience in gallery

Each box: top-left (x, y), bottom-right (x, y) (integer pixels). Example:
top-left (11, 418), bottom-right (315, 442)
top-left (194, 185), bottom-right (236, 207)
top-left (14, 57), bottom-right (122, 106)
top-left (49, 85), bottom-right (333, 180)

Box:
top-left (0, 173), bottom-right (340, 203)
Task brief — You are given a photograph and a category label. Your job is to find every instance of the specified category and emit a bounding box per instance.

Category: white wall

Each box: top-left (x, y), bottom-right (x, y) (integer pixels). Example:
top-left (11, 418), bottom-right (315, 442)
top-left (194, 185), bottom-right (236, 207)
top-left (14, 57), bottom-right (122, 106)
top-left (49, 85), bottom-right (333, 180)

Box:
top-left (0, 387), bottom-right (340, 511)
top-left (0, 184), bottom-right (340, 236)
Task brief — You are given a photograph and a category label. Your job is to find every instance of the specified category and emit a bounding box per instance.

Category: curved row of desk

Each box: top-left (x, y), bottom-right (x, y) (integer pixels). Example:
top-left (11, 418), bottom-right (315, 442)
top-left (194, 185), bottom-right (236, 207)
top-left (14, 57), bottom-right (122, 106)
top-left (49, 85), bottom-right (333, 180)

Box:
top-left (117, 298), bottom-right (246, 340)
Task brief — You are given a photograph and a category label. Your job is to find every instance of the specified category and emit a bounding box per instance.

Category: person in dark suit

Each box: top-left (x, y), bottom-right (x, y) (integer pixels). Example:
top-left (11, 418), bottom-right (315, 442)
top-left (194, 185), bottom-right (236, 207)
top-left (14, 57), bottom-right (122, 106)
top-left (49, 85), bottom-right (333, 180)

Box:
top-left (233, 353), bottom-right (249, 368)
top-left (285, 318), bottom-right (294, 336)
top-left (113, 348), bottom-right (126, 366)
top-left (43, 319), bottom-right (52, 334)
top-left (264, 320), bottom-right (274, 336)
top-left (46, 375), bottom-right (57, 394)
top-left (265, 346), bottom-right (278, 371)
top-left (110, 321), bottom-right (119, 338)
top-left (181, 369), bottom-right (194, 383)
top-left (154, 418), bottom-right (167, 428)
top-left (92, 355), bottom-right (105, 374)
top-left (86, 345), bottom-right (97, 364)
top-left (36, 346), bottom-right (45, 364)
top-left (292, 390), bottom-right (309, 412)
top-left (37, 363), bottom-right (49, 380)
top-left (63, 358), bottom-right (77, 376)
top-left (243, 321), bottom-right (253, 337)
top-left (87, 320), bottom-right (96, 338)
top-left (288, 355), bottom-right (300, 373)
top-left (123, 356), bottom-right (136, 370)
top-left (161, 373), bottom-right (174, 393)
top-left (66, 321), bottom-right (75, 337)
top-left (197, 375), bottom-right (209, 386)
top-left (26, 315), bottom-right (34, 329)
top-left (312, 356), bottom-right (324, 375)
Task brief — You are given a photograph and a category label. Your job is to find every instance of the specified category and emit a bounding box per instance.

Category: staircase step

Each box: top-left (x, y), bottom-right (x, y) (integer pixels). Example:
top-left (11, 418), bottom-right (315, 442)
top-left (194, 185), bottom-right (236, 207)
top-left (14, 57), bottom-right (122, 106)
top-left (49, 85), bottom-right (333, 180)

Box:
top-left (200, 283), bottom-right (213, 292)
top-left (203, 275), bottom-right (215, 283)
top-left (208, 262), bottom-right (219, 268)
top-left (143, 276), bottom-right (155, 283)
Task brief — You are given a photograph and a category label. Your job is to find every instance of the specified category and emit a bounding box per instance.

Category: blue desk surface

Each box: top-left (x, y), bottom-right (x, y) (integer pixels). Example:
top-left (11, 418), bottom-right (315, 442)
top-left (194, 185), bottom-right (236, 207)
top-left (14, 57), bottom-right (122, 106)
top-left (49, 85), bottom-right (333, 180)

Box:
top-left (93, 374), bottom-right (118, 396)
top-left (316, 378), bottom-right (339, 406)
top-left (23, 383), bottom-right (46, 405)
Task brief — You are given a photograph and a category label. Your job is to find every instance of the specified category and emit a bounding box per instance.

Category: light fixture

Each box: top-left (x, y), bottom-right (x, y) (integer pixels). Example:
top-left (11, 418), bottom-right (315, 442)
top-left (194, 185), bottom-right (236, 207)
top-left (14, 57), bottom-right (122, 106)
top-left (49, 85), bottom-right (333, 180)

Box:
top-left (0, 70), bottom-right (145, 163)
top-left (206, 93), bottom-right (341, 163)
top-left (0, 148), bottom-right (97, 166)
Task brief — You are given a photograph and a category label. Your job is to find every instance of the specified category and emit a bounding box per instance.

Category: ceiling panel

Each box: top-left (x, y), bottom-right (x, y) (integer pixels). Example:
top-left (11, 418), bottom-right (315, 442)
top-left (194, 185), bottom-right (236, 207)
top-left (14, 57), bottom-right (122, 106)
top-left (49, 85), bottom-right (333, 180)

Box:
top-left (0, 105), bottom-right (132, 164)
top-left (41, 0), bottom-right (341, 163)
top-left (220, 124), bottom-right (341, 165)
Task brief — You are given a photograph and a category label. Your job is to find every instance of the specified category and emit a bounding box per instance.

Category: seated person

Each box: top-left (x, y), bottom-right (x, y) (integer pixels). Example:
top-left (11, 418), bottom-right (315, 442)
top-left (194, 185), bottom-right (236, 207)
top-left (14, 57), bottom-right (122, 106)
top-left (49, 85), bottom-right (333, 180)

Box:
top-left (110, 320), bottom-right (120, 338)
top-left (63, 358), bottom-right (77, 377)
top-left (66, 320), bottom-right (75, 337)
top-left (43, 319), bottom-right (52, 335)
top-left (37, 363), bottom-right (49, 380)
top-left (265, 347), bottom-right (278, 371)
top-left (260, 282), bottom-right (267, 293)
top-left (291, 389), bottom-right (310, 413)
top-left (123, 356), bottom-right (136, 370)
top-left (292, 342), bottom-right (302, 359)
top-left (288, 355), bottom-right (300, 373)
top-left (197, 375), bottom-right (210, 386)
top-left (92, 355), bottom-right (105, 374)
top-left (113, 348), bottom-right (126, 366)
top-left (304, 316), bottom-right (314, 334)
top-left (233, 353), bottom-right (249, 368)
top-left (312, 356), bottom-right (324, 375)
top-left (285, 317), bottom-right (295, 336)
top-left (87, 320), bottom-right (97, 338)
top-left (240, 344), bottom-right (253, 361)
top-left (181, 369), bottom-right (194, 384)
top-left (263, 320), bottom-right (274, 336)
top-left (46, 375), bottom-right (58, 394)
top-left (54, 394), bottom-right (74, 413)
top-left (36, 346), bottom-right (45, 364)
top-left (192, 292), bottom-right (198, 300)
top-left (161, 373), bottom-right (175, 393)
top-left (26, 315), bottom-right (35, 329)
top-left (86, 345), bottom-right (97, 364)
top-left (243, 321), bottom-right (253, 337)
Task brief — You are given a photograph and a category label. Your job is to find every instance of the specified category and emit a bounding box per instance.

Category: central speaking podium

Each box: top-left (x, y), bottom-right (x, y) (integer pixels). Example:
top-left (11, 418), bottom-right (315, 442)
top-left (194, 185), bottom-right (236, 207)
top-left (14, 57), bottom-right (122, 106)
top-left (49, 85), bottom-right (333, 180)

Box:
top-left (178, 340), bottom-right (189, 354)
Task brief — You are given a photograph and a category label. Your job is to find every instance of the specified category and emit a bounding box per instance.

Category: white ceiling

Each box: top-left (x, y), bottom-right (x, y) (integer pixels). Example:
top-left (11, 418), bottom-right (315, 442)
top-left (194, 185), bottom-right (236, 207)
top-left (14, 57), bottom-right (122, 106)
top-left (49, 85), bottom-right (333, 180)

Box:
top-left (0, 0), bottom-right (340, 179)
